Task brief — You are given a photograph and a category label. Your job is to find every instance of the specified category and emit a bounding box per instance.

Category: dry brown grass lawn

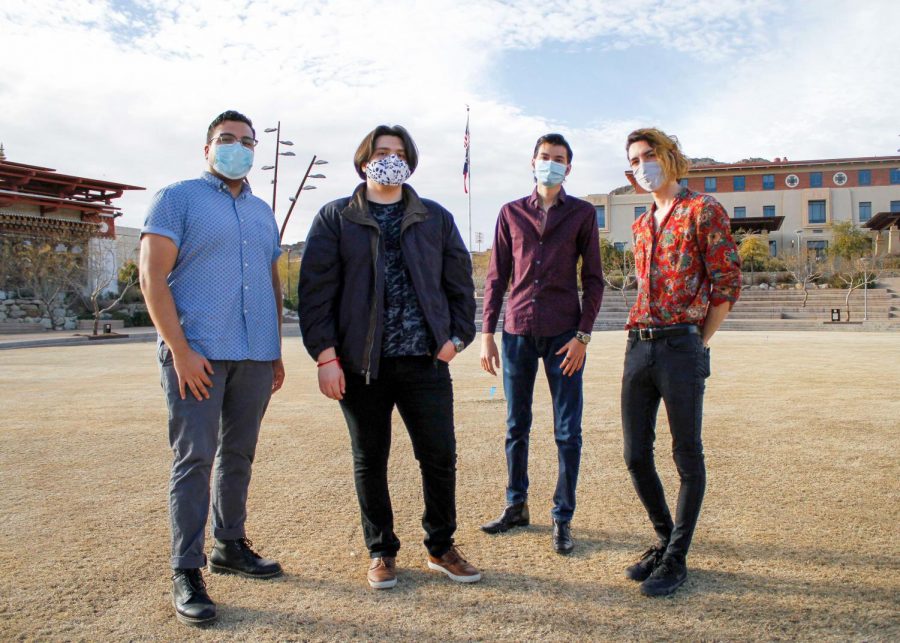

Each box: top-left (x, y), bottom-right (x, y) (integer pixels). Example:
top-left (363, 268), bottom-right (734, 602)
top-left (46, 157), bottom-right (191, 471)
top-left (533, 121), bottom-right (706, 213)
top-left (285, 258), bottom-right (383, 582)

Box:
top-left (1, 331), bottom-right (898, 641)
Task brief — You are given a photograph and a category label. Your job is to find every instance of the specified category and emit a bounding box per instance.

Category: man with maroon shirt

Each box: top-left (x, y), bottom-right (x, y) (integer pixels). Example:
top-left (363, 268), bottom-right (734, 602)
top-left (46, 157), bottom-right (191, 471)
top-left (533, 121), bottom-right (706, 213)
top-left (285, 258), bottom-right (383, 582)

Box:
top-left (621, 127), bottom-right (741, 597)
top-left (480, 133), bottom-right (604, 554)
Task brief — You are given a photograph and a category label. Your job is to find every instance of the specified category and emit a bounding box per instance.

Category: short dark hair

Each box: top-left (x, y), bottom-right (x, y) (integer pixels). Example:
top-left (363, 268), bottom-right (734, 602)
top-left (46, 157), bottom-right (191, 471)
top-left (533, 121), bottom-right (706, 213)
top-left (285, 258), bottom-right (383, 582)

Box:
top-left (354, 125), bottom-right (419, 180)
top-left (206, 110), bottom-right (255, 142)
top-left (533, 133), bottom-right (573, 163)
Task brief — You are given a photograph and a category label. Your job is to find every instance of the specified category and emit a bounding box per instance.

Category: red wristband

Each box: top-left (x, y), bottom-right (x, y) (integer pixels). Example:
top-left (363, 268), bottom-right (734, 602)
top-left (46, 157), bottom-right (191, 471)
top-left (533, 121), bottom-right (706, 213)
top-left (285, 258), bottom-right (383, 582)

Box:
top-left (317, 357), bottom-right (340, 368)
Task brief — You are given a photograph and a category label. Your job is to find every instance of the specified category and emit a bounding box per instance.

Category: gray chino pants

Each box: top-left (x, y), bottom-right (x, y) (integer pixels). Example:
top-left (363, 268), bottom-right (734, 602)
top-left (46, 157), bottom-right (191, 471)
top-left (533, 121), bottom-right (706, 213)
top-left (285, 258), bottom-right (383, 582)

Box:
top-left (159, 345), bottom-right (273, 569)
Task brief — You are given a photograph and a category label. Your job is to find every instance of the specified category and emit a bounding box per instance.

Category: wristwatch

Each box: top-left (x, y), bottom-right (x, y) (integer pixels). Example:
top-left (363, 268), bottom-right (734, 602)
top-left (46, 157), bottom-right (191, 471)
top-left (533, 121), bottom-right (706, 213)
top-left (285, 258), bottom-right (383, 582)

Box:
top-left (575, 331), bottom-right (591, 345)
top-left (451, 336), bottom-right (465, 353)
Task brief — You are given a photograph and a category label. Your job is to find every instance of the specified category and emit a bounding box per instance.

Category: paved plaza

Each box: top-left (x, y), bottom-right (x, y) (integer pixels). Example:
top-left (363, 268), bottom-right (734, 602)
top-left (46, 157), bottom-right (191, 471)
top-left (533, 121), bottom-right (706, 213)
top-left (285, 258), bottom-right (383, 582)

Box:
top-left (1, 331), bottom-right (898, 640)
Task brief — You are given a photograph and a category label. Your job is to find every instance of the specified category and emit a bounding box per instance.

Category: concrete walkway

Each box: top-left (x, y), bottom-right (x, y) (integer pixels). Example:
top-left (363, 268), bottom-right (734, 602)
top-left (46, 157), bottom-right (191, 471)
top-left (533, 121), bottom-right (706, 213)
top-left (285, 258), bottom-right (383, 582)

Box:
top-left (0, 325), bottom-right (301, 350)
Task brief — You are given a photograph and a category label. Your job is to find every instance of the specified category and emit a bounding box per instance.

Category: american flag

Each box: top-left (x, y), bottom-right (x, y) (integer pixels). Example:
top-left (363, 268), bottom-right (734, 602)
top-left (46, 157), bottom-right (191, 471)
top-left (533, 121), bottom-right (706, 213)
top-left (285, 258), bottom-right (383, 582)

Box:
top-left (463, 112), bottom-right (470, 194)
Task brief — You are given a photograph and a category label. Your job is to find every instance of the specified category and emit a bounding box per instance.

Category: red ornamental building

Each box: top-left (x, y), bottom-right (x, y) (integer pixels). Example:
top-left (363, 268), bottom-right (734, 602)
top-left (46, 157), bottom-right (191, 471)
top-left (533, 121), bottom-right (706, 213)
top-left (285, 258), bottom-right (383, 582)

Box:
top-left (0, 149), bottom-right (144, 241)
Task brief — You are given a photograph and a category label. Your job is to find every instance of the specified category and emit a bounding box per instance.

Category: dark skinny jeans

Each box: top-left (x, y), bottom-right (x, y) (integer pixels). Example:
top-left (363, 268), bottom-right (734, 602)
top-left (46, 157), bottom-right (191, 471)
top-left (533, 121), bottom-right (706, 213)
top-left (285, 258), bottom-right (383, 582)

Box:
top-left (621, 332), bottom-right (711, 562)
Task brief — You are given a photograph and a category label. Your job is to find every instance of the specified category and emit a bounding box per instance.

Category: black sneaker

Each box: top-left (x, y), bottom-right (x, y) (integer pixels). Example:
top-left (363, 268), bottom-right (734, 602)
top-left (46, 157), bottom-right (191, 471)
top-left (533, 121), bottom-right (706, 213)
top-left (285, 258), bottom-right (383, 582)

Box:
top-left (172, 568), bottom-right (216, 626)
top-left (625, 544), bottom-right (666, 582)
top-left (208, 538), bottom-right (283, 579)
top-left (639, 556), bottom-right (687, 597)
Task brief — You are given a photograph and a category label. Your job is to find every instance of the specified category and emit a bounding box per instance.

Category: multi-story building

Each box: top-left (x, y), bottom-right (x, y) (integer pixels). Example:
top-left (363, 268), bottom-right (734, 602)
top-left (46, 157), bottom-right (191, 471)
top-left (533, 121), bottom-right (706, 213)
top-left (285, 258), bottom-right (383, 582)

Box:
top-left (583, 155), bottom-right (900, 257)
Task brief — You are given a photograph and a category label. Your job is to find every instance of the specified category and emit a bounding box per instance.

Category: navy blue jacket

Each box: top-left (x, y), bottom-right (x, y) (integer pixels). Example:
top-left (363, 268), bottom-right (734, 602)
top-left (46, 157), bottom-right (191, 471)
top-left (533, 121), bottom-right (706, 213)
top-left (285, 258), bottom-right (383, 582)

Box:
top-left (298, 183), bottom-right (475, 380)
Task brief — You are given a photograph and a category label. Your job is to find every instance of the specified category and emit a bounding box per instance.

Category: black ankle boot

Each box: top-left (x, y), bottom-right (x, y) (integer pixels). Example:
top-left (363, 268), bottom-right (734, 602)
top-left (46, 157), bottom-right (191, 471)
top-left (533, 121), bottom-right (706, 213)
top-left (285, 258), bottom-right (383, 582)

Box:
top-left (172, 568), bottom-right (216, 626)
top-left (480, 501), bottom-right (530, 534)
top-left (208, 538), bottom-right (282, 579)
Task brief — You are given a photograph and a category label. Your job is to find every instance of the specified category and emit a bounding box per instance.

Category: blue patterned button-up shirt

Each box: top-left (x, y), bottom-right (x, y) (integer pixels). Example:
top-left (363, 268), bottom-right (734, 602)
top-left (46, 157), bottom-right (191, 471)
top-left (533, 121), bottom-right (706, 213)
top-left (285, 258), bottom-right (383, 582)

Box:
top-left (142, 172), bottom-right (282, 361)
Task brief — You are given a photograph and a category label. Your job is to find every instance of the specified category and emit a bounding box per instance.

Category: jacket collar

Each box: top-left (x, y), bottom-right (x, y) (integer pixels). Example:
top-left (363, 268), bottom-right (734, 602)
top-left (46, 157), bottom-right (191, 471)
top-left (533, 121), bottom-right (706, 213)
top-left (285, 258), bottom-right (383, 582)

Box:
top-left (341, 183), bottom-right (430, 228)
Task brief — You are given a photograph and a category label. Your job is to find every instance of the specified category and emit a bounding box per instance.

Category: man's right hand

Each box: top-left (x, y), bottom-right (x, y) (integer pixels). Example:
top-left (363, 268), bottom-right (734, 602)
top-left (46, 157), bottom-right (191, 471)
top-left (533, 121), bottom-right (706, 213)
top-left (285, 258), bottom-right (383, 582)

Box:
top-left (481, 334), bottom-right (500, 376)
top-left (318, 362), bottom-right (345, 400)
top-left (172, 348), bottom-right (215, 401)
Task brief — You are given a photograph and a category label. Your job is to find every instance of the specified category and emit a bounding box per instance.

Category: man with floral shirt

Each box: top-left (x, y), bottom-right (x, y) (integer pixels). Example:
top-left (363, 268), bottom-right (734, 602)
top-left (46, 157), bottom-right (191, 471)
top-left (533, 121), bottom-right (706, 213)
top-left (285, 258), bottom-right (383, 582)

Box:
top-left (620, 128), bottom-right (741, 597)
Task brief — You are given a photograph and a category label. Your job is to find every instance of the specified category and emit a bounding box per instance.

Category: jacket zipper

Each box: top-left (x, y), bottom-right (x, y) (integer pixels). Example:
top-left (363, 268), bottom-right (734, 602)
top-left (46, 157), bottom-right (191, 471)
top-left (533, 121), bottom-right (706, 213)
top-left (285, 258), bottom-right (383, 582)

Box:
top-left (363, 225), bottom-right (380, 384)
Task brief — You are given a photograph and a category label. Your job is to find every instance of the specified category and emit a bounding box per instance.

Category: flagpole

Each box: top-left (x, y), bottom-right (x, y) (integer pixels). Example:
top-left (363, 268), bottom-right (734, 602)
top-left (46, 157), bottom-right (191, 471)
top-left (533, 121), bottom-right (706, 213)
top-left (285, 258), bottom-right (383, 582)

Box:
top-left (467, 105), bottom-right (472, 250)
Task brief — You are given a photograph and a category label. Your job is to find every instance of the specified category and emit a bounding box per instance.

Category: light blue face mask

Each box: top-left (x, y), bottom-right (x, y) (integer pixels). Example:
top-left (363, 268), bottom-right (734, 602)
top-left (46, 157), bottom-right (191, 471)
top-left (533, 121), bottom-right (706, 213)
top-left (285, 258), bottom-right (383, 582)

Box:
top-left (211, 142), bottom-right (254, 180)
top-left (534, 159), bottom-right (567, 187)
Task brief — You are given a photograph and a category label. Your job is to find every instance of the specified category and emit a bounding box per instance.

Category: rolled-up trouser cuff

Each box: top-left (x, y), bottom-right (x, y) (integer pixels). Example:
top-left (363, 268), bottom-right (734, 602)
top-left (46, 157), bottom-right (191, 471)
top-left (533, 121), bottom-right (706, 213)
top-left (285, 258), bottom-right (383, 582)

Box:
top-left (212, 526), bottom-right (246, 541)
top-left (171, 554), bottom-right (206, 570)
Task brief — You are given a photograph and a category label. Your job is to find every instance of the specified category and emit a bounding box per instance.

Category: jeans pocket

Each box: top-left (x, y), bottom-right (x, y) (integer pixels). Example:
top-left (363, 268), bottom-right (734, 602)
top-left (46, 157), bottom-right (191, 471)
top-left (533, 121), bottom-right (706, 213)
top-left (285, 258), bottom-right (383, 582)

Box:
top-left (699, 346), bottom-right (711, 378)
top-left (664, 334), bottom-right (698, 353)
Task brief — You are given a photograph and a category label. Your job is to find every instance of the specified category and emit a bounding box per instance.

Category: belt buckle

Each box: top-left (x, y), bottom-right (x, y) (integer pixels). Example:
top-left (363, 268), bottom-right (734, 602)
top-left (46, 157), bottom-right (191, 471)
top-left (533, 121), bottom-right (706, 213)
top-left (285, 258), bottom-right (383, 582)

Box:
top-left (639, 328), bottom-right (653, 341)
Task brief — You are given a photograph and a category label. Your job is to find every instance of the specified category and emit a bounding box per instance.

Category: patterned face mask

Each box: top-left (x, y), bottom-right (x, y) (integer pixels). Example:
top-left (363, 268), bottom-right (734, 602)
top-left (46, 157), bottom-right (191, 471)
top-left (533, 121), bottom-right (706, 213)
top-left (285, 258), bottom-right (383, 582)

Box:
top-left (365, 154), bottom-right (411, 186)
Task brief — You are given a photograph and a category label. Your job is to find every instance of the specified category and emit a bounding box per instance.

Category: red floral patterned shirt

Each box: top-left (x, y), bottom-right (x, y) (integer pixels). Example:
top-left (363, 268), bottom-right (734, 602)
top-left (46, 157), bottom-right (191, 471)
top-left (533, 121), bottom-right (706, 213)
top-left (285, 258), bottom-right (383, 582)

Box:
top-left (626, 188), bottom-right (741, 329)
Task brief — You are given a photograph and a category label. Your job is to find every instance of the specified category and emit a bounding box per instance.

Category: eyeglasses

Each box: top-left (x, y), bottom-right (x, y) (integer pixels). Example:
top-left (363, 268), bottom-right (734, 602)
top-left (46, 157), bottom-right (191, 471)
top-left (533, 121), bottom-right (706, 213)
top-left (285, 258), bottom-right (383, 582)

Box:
top-left (208, 133), bottom-right (259, 148)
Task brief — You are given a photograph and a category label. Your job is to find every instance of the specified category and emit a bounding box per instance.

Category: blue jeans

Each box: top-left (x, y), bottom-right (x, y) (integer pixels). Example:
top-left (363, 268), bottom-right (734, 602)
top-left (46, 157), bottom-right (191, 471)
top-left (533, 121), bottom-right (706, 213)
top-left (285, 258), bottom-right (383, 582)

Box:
top-left (621, 332), bottom-right (710, 561)
top-left (159, 344), bottom-right (274, 569)
top-left (502, 330), bottom-right (584, 522)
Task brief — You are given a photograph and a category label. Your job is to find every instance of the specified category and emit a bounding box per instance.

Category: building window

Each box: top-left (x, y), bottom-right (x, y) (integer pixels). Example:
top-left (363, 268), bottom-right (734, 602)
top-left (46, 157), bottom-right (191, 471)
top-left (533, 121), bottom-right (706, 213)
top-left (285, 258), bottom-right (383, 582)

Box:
top-left (859, 202), bottom-right (872, 223)
top-left (734, 206), bottom-right (746, 218)
top-left (892, 200), bottom-right (900, 213)
top-left (769, 240), bottom-right (777, 257)
top-left (763, 205), bottom-right (776, 217)
top-left (763, 174), bottom-right (775, 190)
top-left (808, 200), bottom-right (827, 224)
top-left (635, 206), bottom-right (648, 219)
top-left (678, 178), bottom-right (689, 189)
top-left (891, 169), bottom-right (900, 184)
top-left (858, 169), bottom-right (871, 186)
top-left (704, 177), bottom-right (717, 192)
top-left (807, 240), bottom-right (828, 261)
top-left (595, 205), bottom-right (606, 228)
top-left (809, 172), bottom-right (823, 188)
top-left (733, 176), bottom-right (745, 191)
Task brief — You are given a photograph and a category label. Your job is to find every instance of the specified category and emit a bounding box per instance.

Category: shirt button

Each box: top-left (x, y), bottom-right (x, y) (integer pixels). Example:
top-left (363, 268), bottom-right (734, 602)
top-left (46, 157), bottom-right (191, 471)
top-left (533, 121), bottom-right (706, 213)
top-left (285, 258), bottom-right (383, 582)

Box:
top-left (244, 263), bottom-right (249, 267)
top-left (243, 240), bottom-right (247, 245)
top-left (531, 298), bottom-right (536, 302)
top-left (534, 280), bottom-right (539, 284)
top-left (536, 260), bottom-right (541, 265)
top-left (244, 286), bottom-right (249, 290)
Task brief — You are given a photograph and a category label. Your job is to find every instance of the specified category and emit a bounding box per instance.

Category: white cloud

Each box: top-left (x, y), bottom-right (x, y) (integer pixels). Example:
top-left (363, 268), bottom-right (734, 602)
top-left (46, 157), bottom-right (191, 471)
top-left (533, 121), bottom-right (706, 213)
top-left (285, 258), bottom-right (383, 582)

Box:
top-left (1, 0), bottom-right (896, 245)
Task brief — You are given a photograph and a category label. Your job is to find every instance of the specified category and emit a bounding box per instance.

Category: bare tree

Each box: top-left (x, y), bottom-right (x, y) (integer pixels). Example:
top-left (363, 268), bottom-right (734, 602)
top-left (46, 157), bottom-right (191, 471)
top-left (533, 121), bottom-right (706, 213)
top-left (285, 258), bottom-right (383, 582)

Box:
top-left (828, 222), bottom-right (880, 322)
top-left (782, 251), bottom-right (823, 308)
top-left (599, 238), bottom-right (636, 305)
top-left (13, 232), bottom-right (87, 324)
top-left (71, 240), bottom-right (139, 335)
top-left (831, 256), bottom-right (884, 322)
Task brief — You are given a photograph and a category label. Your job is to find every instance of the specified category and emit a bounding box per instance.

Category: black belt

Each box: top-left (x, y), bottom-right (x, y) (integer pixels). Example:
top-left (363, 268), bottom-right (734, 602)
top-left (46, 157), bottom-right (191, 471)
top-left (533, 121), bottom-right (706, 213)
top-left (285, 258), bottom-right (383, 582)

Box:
top-left (629, 324), bottom-right (701, 341)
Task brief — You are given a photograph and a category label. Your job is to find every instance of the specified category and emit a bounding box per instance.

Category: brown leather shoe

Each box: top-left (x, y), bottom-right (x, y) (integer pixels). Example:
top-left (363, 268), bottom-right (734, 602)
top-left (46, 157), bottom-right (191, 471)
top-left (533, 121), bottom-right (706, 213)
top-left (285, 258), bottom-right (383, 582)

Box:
top-left (367, 556), bottom-right (397, 589)
top-left (427, 546), bottom-right (481, 583)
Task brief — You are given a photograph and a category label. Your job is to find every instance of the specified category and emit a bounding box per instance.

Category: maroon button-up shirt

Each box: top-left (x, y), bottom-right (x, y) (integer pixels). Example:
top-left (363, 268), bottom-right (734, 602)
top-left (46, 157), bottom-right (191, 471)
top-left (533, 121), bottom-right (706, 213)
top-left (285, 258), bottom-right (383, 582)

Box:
top-left (483, 187), bottom-right (604, 337)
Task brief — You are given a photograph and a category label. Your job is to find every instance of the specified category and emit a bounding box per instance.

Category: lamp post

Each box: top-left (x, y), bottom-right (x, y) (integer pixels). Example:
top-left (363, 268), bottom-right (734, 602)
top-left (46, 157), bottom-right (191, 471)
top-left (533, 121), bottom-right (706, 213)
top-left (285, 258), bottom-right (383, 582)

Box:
top-left (279, 155), bottom-right (328, 241)
top-left (262, 121), bottom-right (295, 214)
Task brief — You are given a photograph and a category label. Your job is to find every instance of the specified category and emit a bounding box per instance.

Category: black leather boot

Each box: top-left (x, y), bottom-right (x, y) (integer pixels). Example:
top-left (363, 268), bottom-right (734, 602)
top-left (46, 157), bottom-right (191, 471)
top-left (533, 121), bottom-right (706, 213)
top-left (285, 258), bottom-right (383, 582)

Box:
top-left (552, 519), bottom-right (574, 554)
top-left (172, 568), bottom-right (216, 626)
top-left (480, 501), bottom-right (530, 534)
top-left (208, 538), bottom-right (282, 578)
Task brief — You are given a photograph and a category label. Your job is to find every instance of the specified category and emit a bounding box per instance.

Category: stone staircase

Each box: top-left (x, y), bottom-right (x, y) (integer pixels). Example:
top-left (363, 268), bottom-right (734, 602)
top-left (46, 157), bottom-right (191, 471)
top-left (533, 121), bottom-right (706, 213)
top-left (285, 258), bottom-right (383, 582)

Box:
top-left (475, 286), bottom-right (900, 332)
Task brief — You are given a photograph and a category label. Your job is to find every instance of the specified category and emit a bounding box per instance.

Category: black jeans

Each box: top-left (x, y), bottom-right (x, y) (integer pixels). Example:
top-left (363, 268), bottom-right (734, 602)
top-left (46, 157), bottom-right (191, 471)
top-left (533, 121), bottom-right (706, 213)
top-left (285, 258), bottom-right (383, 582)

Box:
top-left (339, 356), bottom-right (456, 559)
top-left (621, 332), bottom-right (711, 562)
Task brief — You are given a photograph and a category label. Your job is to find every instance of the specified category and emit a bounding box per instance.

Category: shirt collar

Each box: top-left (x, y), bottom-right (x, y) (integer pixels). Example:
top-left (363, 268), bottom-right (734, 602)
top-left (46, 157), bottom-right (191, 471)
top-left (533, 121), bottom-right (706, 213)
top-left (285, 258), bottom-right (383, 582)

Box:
top-left (201, 171), bottom-right (251, 198)
top-left (528, 186), bottom-right (567, 209)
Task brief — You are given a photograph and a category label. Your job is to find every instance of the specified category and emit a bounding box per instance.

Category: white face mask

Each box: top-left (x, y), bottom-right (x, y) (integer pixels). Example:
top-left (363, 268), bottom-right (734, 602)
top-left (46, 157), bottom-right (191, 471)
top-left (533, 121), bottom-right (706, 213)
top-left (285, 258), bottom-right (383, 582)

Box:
top-left (633, 160), bottom-right (665, 192)
top-left (365, 154), bottom-right (411, 186)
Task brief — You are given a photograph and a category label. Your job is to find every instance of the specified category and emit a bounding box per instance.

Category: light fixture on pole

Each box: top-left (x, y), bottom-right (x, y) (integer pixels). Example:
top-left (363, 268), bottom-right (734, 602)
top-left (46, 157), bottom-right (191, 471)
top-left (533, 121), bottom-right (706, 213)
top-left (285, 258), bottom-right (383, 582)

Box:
top-left (279, 156), bottom-right (328, 241)
top-left (262, 121), bottom-right (295, 214)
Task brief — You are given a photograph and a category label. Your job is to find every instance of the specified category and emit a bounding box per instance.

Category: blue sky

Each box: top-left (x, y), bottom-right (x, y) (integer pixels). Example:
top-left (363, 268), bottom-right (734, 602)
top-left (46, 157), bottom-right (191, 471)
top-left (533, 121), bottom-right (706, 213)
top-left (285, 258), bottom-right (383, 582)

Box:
top-left (2, 0), bottom-right (898, 246)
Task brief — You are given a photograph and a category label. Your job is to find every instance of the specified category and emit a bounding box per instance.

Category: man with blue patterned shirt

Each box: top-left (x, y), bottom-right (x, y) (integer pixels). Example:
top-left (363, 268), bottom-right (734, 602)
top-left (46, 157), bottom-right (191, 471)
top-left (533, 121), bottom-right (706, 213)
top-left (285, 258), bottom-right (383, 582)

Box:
top-left (140, 110), bottom-right (284, 627)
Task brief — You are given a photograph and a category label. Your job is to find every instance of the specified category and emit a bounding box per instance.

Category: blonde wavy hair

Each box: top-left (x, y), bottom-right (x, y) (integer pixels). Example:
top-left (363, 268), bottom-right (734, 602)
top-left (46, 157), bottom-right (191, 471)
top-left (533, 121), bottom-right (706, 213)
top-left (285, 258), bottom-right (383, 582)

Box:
top-left (625, 128), bottom-right (691, 183)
